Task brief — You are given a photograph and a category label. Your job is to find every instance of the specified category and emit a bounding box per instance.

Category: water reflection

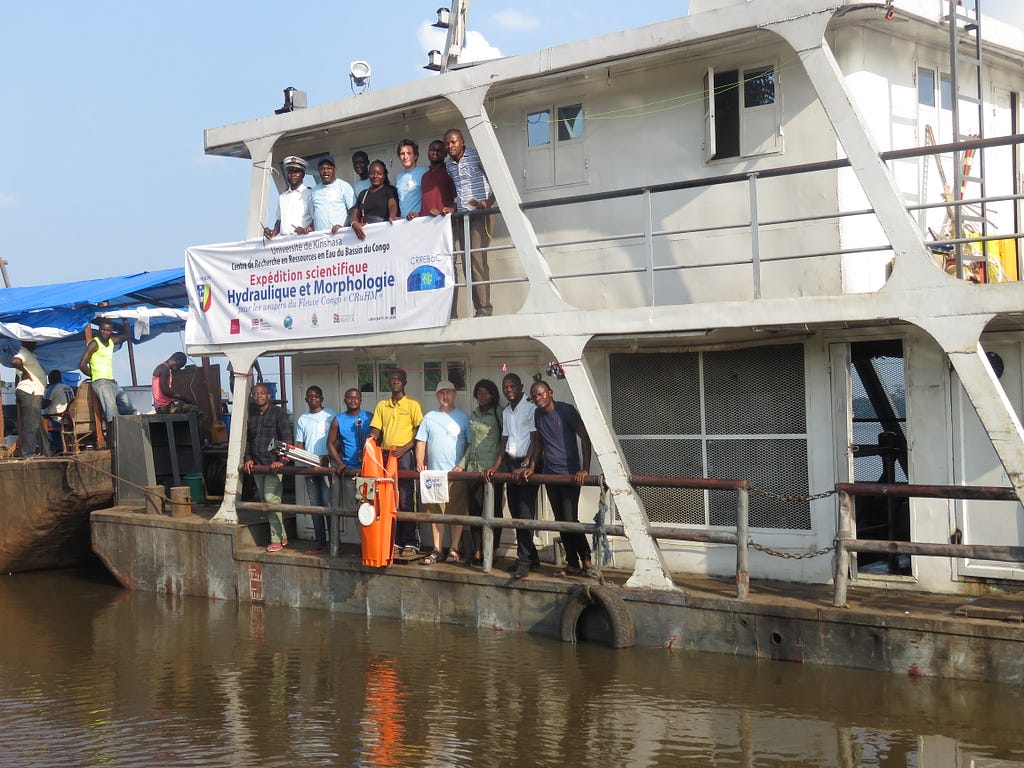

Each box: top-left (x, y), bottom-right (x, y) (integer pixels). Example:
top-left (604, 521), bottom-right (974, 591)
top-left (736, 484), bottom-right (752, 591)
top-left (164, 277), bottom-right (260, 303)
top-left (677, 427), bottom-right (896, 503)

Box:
top-left (1, 568), bottom-right (1023, 767)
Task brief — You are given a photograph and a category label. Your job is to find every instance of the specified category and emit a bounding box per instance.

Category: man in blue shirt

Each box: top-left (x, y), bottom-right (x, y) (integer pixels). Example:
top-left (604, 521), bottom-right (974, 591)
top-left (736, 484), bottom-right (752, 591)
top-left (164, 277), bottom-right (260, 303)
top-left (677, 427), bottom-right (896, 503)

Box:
top-left (414, 381), bottom-right (470, 564)
top-left (327, 388), bottom-right (373, 518)
top-left (395, 139), bottom-right (428, 219)
top-left (444, 128), bottom-right (494, 317)
top-left (517, 380), bottom-right (594, 579)
top-left (311, 157), bottom-right (355, 234)
top-left (295, 386), bottom-right (336, 554)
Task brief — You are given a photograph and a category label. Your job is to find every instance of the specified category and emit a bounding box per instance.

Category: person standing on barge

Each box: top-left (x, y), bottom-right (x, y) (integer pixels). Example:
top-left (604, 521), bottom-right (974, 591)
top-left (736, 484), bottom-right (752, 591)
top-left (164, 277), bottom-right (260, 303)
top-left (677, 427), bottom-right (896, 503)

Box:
top-left (311, 156), bottom-right (355, 235)
top-left (444, 128), bottom-right (494, 316)
top-left (518, 380), bottom-right (594, 578)
top-left (263, 156), bottom-right (312, 238)
top-left (368, 369), bottom-right (423, 557)
top-left (486, 373), bottom-right (539, 580)
top-left (78, 318), bottom-right (137, 427)
top-left (295, 386), bottom-right (335, 555)
top-left (414, 381), bottom-right (470, 565)
top-left (243, 382), bottom-right (292, 552)
top-left (327, 387), bottom-right (373, 517)
top-left (12, 340), bottom-right (49, 457)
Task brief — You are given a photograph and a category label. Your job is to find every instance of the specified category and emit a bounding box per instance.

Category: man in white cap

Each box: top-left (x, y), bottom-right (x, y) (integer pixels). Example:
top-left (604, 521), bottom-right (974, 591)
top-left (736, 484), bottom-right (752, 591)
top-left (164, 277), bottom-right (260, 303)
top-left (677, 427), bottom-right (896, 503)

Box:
top-left (264, 156), bottom-right (312, 238)
top-left (414, 380), bottom-right (470, 565)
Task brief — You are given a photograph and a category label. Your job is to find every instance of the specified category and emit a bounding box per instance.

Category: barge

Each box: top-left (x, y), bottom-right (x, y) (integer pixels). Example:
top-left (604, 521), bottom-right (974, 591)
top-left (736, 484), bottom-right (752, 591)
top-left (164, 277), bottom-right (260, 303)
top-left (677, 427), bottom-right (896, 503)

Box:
top-left (94, 0), bottom-right (1024, 681)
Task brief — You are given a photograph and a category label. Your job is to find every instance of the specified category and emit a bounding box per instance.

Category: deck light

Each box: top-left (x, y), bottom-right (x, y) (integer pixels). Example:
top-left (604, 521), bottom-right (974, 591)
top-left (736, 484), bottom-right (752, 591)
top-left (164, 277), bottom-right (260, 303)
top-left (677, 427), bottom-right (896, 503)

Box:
top-left (433, 7), bottom-right (451, 28)
top-left (424, 50), bottom-right (443, 71)
top-left (274, 87), bottom-right (307, 115)
top-left (349, 61), bottom-right (372, 92)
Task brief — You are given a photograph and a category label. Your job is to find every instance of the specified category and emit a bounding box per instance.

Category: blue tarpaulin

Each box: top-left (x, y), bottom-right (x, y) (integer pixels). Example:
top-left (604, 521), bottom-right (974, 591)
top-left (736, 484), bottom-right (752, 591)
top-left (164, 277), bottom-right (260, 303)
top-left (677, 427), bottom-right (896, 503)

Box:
top-left (0, 268), bottom-right (188, 372)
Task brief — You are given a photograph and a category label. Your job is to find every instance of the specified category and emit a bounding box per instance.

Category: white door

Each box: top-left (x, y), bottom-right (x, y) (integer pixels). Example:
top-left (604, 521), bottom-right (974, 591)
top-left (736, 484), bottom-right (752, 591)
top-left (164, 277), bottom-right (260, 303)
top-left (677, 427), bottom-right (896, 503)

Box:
top-left (951, 339), bottom-right (1024, 580)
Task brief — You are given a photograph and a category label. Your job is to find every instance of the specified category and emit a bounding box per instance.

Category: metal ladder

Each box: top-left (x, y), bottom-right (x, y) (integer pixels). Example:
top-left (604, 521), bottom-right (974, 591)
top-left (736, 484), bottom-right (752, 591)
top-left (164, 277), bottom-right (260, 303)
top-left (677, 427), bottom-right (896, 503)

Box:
top-left (946, 0), bottom-right (988, 279)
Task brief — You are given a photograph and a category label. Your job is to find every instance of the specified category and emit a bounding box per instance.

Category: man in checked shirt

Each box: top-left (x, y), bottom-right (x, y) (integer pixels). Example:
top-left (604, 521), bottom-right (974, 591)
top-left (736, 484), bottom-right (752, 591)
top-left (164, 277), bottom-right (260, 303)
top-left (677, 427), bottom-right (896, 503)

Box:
top-left (444, 128), bottom-right (494, 317)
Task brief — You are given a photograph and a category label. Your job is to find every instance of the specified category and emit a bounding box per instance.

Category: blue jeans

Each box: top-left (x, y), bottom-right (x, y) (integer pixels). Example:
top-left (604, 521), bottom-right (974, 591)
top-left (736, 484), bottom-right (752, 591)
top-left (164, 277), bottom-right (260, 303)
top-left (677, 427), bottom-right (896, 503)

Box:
top-left (91, 379), bottom-right (136, 423)
top-left (304, 474), bottom-right (331, 546)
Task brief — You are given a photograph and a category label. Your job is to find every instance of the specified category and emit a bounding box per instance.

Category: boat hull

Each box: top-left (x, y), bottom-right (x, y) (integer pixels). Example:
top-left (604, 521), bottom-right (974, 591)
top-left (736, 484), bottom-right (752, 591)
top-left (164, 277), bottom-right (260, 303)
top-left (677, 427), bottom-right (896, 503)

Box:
top-left (0, 452), bottom-right (114, 573)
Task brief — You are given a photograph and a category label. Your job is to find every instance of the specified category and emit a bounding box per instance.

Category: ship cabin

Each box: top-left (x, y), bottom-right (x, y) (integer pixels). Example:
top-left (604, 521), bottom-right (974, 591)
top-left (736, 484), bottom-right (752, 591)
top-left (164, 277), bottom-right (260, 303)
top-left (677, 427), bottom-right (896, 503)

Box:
top-left (189, 0), bottom-right (1024, 593)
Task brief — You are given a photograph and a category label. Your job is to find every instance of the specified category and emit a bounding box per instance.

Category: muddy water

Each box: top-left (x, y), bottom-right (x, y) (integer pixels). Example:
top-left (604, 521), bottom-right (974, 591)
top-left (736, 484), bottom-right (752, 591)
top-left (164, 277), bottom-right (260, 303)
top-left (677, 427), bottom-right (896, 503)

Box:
top-left (2, 567), bottom-right (1023, 768)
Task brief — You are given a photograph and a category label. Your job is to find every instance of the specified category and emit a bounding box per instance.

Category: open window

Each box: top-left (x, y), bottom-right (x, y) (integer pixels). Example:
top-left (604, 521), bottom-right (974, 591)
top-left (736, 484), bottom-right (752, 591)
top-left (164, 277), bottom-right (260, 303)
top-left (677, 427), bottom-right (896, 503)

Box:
top-left (703, 64), bottom-right (782, 162)
top-left (525, 103), bottom-right (588, 190)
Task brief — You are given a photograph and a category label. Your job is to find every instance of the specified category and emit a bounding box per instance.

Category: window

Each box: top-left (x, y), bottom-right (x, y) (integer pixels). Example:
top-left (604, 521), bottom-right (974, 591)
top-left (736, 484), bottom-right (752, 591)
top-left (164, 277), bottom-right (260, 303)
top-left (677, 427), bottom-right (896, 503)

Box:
top-left (525, 102), bottom-right (587, 189)
top-left (610, 344), bottom-right (810, 530)
top-left (424, 361), bottom-right (467, 392)
top-left (703, 64), bottom-right (782, 162)
top-left (918, 68), bottom-right (952, 112)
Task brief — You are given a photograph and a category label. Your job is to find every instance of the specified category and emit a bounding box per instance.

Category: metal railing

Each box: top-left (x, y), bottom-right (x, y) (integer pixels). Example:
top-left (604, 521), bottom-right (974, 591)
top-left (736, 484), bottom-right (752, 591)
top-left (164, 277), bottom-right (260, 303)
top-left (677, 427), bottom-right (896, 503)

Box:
top-left (239, 466), bottom-right (752, 598)
top-left (833, 481), bottom-right (1022, 607)
top-left (452, 133), bottom-right (1024, 310)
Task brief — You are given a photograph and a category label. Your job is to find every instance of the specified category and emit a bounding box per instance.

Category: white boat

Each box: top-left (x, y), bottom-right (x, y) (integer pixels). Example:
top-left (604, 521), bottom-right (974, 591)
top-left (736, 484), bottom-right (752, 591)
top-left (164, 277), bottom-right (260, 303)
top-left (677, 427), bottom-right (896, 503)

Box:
top-left (186, 0), bottom-right (1024, 598)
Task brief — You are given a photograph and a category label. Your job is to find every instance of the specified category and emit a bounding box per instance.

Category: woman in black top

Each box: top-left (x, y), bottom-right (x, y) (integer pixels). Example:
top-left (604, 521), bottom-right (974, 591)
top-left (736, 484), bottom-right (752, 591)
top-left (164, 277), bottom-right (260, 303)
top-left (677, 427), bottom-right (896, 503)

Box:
top-left (351, 160), bottom-right (399, 240)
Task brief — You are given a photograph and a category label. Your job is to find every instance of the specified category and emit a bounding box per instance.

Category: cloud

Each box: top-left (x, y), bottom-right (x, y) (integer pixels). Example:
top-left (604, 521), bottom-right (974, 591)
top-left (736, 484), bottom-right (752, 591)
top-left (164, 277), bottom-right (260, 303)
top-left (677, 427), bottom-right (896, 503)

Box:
top-left (0, 192), bottom-right (15, 209)
top-left (461, 31), bottom-right (502, 63)
top-left (417, 19), bottom-right (447, 54)
top-left (492, 9), bottom-right (541, 30)
top-left (416, 21), bottom-right (502, 65)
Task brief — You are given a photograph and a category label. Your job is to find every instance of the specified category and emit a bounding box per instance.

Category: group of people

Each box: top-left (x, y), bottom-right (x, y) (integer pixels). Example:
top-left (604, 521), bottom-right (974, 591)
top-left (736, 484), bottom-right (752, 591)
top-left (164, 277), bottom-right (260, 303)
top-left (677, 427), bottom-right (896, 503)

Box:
top-left (11, 318), bottom-right (204, 456)
top-left (244, 370), bottom-right (595, 580)
top-left (263, 128), bottom-right (495, 317)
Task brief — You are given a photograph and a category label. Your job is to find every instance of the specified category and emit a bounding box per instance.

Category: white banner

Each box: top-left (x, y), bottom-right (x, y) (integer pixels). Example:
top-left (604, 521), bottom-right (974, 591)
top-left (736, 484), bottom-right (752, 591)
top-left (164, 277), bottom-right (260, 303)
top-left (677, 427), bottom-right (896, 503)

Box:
top-left (185, 216), bottom-right (453, 346)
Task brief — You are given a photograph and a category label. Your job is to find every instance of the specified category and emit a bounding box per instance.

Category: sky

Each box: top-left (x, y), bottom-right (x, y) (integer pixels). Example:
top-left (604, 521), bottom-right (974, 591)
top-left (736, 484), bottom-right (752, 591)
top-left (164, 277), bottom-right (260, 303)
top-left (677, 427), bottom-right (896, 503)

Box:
top-left (0, 0), bottom-right (1021, 391)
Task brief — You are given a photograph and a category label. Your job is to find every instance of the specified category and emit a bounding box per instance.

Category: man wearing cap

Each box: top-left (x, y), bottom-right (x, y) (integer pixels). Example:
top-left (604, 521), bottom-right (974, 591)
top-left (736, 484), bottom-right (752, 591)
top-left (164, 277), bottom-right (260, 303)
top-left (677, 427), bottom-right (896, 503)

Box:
top-left (414, 381), bottom-right (470, 564)
top-left (311, 156), bottom-right (356, 234)
top-left (264, 156), bottom-right (313, 239)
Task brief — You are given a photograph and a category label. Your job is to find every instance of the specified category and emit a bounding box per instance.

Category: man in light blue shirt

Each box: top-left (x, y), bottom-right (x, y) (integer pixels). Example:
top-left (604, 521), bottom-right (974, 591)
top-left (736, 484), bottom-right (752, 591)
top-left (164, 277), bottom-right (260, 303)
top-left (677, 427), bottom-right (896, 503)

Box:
top-left (295, 386), bottom-right (336, 554)
top-left (311, 157), bottom-right (355, 233)
top-left (395, 139), bottom-right (428, 219)
top-left (414, 381), bottom-right (471, 564)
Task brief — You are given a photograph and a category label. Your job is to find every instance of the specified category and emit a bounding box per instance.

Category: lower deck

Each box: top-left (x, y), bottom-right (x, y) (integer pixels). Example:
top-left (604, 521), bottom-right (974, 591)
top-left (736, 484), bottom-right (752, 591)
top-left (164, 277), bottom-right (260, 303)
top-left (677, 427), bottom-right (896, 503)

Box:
top-left (92, 503), bottom-right (1024, 685)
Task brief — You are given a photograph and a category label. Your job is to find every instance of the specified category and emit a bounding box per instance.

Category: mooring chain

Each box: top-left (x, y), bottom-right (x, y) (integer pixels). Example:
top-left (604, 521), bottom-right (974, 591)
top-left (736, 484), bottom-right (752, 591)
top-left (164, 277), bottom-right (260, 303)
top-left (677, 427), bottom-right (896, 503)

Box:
top-left (747, 540), bottom-right (836, 559)
top-left (748, 485), bottom-right (838, 503)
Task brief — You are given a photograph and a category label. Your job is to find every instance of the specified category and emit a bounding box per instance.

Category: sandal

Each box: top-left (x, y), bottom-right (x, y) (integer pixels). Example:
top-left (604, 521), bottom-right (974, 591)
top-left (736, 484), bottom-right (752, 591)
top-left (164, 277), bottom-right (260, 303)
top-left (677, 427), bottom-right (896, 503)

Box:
top-left (446, 549), bottom-right (462, 564)
top-left (421, 549), bottom-right (441, 565)
top-left (553, 565), bottom-right (583, 577)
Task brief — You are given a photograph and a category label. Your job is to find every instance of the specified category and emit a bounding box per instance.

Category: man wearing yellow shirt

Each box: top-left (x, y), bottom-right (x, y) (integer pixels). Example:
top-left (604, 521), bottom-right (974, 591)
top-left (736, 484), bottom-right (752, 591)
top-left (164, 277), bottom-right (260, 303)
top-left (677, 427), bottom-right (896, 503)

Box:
top-left (369, 368), bottom-right (423, 556)
top-left (78, 318), bottom-right (137, 425)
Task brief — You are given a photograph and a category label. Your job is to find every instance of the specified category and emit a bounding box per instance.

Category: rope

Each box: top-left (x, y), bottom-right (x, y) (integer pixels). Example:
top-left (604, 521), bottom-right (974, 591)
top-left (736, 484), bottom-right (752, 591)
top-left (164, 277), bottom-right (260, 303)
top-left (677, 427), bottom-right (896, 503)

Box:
top-left (50, 456), bottom-right (172, 504)
top-left (589, 486), bottom-right (612, 585)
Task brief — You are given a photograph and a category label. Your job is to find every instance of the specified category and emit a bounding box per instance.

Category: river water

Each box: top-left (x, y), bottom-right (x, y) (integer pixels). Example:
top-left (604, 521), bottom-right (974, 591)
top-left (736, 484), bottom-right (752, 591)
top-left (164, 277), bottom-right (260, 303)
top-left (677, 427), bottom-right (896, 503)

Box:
top-left (2, 567), bottom-right (1023, 768)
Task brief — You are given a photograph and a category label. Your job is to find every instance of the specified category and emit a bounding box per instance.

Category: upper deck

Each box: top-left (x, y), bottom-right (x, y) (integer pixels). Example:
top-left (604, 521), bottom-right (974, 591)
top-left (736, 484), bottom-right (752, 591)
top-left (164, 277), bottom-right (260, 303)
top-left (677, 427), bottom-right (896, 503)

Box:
top-left (192, 0), bottom-right (1024, 359)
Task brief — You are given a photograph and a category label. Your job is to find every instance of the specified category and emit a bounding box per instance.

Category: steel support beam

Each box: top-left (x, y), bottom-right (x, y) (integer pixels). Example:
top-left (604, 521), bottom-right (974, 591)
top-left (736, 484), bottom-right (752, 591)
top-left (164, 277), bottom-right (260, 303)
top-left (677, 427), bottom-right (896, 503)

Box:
top-left (212, 350), bottom-right (260, 523)
top-left (538, 334), bottom-right (677, 590)
top-left (443, 86), bottom-right (572, 315)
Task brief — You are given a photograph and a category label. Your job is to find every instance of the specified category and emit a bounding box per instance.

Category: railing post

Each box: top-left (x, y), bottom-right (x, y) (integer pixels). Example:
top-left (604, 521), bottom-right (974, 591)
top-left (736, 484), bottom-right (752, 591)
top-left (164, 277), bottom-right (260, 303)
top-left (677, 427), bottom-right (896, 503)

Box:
top-left (482, 481), bottom-right (495, 573)
top-left (462, 213), bottom-right (475, 318)
top-left (833, 489), bottom-right (855, 607)
top-left (748, 172), bottom-right (762, 299)
top-left (736, 486), bottom-right (750, 600)
top-left (643, 188), bottom-right (655, 305)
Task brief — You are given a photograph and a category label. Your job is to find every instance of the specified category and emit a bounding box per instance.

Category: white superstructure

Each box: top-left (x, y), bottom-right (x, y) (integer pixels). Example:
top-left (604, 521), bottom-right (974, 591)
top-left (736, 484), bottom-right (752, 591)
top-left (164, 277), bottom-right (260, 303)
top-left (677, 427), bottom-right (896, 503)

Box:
top-left (192, 0), bottom-right (1024, 594)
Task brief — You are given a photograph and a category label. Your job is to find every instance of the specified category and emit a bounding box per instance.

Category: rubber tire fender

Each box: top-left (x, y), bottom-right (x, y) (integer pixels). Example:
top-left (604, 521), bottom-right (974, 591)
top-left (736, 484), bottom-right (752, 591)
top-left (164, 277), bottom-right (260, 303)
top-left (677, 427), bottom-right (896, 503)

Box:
top-left (560, 584), bottom-right (635, 649)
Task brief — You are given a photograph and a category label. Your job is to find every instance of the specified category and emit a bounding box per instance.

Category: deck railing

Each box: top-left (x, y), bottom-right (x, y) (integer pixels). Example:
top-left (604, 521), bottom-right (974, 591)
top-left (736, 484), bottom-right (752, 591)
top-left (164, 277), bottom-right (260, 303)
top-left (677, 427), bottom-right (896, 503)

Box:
top-left (238, 466), bottom-right (752, 598)
top-left (833, 482), bottom-right (1022, 607)
top-left (452, 133), bottom-right (1024, 310)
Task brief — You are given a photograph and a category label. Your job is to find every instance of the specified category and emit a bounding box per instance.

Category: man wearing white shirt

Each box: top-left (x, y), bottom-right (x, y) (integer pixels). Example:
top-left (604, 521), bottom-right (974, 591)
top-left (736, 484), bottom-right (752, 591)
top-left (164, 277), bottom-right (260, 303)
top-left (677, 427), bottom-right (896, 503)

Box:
top-left (12, 341), bottom-right (49, 457)
top-left (485, 373), bottom-right (539, 578)
top-left (264, 156), bottom-right (312, 238)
